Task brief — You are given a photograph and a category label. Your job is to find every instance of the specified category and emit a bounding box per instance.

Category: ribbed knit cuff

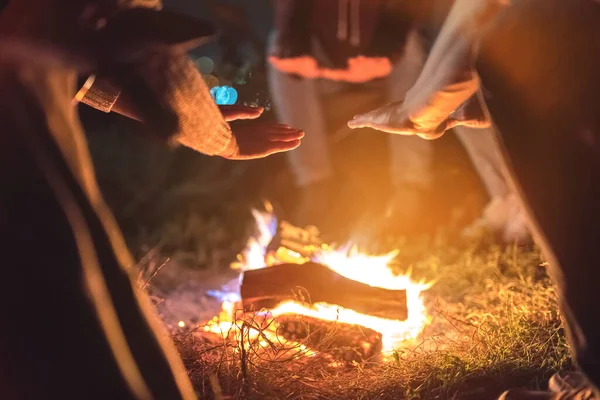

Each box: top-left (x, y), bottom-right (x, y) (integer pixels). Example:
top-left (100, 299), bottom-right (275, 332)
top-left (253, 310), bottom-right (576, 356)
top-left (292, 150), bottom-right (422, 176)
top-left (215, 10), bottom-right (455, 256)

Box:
top-left (78, 75), bottom-right (122, 113)
top-left (134, 51), bottom-right (232, 156)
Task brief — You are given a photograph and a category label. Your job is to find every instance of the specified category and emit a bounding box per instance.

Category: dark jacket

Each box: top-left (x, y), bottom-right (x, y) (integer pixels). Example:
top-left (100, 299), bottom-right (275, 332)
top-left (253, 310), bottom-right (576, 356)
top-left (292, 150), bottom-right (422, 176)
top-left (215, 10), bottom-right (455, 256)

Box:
top-left (271, 0), bottom-right (452, 70)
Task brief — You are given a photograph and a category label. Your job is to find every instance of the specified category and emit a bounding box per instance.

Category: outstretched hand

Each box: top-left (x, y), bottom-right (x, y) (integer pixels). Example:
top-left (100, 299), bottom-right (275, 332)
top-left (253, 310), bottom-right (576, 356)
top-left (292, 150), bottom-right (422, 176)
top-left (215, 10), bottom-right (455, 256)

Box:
top-left (218, 105), bottom-right (304, 160)
top-left (219, 105), bottom-right (265, 122)
top-left (347, 99), bottom-right (491, 140)
top-left (347, 101), bottom-right (447, 140)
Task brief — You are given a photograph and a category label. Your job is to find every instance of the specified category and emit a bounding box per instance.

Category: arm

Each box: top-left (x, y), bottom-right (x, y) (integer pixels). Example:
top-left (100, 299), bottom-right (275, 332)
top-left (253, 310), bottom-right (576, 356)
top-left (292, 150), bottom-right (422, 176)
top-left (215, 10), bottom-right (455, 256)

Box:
top-left (348, 0), bottom-right (508, 137)
top-left (76, 4), bottom-right (303, 159)
top-left (404, 0), bottom-right (506, 131)
top-left (76, 27), bottom-right (234, 156)
top-left (78, 57), bottom-right (303, 160)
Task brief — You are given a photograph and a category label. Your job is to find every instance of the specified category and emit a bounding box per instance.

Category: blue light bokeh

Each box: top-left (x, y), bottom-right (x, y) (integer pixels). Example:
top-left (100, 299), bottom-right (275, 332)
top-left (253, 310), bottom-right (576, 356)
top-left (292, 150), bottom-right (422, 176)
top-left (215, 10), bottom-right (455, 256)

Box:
top-left (210, 86), bottom-right (238, 105)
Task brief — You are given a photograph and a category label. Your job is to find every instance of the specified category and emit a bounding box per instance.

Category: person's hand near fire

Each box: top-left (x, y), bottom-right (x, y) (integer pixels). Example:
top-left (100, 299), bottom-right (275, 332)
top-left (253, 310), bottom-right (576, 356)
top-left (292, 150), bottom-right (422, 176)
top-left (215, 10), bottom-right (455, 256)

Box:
top-left (217, 105), bottom-right (304, 160)
top-left (70, 1), bottom-right (304, 162)
top-left (109, 86), bottom-right (304, 161)
top-left (347, 93), bottom-right (491, 140)
top-left (347, 0), bottom-right (500, 140)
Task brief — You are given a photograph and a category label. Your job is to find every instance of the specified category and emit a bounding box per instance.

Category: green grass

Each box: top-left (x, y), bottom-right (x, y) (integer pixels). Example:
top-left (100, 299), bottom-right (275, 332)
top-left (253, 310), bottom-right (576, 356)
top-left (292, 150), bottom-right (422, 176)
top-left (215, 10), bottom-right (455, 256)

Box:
top-left (171, 240), bottom-right (572, 400)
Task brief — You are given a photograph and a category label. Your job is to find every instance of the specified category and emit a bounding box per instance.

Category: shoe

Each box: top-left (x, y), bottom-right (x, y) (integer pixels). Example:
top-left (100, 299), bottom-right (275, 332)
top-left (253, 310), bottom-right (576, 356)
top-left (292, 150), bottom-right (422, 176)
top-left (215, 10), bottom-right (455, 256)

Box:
top-left (549, 372), bottom-right (589, 393)
top-left (498, 387), bottom-right (598, 400)
top-left (498, 389), bottom-right (555, 400)
top-left (462, 194), bottom-right (531, 245)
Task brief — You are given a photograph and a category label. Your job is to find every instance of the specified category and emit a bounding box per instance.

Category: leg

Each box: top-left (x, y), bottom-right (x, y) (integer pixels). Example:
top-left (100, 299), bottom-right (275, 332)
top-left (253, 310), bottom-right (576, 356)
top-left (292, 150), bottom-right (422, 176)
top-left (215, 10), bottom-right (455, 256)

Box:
top-left (267, 33), bottom-right (333, 188)
top-left (0, 74), bottom-right (195, 399)
top-left (380, 30), bottom-right (439, 234)
top-left (387, 30), bottom-right (434, 191)
top-left (478, 0), bottom-right (600, 393)
top-left (454, 125), bottom-right (509, 199)
top-left (455, 125), bottom-right (530, 243)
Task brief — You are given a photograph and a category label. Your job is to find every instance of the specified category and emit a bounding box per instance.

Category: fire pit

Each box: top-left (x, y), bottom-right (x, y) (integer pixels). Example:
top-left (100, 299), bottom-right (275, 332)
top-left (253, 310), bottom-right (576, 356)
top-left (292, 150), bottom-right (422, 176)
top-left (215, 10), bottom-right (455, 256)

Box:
top-left (200, 204), bottom-right (431, 363)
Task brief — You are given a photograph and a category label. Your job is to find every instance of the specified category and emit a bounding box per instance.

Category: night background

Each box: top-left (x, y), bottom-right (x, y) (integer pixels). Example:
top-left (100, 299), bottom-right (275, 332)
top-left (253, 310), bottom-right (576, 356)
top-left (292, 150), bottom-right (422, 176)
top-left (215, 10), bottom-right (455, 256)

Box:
top-left (81, 0), bottom-right (486, 271)
top-left (0, 0), bottom-right (576, 398)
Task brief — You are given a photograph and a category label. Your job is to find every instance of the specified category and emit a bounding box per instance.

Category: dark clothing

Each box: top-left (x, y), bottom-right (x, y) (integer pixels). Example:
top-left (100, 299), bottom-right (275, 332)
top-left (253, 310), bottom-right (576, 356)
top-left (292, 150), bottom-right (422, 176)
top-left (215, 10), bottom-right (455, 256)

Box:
top-left (0, 67), bottom-right (195, 399)
top-left (0, 1), bottom-right (223, 398)
top-left (272, 0), bottom-right (449, 69)
top-left (477, 0), bottom-right (600, 393)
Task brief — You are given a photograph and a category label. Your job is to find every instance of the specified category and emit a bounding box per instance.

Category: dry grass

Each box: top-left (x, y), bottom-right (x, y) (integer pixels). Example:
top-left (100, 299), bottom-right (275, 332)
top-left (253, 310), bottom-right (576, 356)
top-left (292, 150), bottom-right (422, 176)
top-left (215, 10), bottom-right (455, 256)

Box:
top-left (170, 239), bottom-right (572, 400)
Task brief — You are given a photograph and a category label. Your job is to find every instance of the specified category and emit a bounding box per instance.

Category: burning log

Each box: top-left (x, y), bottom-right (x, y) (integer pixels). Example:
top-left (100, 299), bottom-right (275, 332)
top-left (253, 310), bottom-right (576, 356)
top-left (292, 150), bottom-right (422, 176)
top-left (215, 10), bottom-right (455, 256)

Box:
top-left (267, 221), bottom-right (323, 259)
top-left (240, 262), bottom-right (408, 320)
top-left (276, 314), bottom-right (383, 362)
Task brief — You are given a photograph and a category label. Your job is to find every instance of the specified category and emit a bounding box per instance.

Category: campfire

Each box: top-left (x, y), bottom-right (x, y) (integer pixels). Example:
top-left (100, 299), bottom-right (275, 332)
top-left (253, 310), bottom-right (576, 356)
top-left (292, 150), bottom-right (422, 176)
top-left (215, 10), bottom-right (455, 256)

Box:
top-left (199, 204), bottom-right (432, 363)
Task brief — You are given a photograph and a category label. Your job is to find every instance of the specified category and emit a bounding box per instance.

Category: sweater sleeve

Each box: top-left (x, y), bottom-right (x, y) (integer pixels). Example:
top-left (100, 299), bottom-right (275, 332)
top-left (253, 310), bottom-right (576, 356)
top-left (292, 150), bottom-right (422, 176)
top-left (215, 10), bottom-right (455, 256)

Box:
top-left (403, 0), bottom-right (507, 131)
top-left (76, 0), bottom-right (232, 156)
top-left (133, 51), bottom-right (232, 156)
top-left (77, 0), bottom-right (160, 111)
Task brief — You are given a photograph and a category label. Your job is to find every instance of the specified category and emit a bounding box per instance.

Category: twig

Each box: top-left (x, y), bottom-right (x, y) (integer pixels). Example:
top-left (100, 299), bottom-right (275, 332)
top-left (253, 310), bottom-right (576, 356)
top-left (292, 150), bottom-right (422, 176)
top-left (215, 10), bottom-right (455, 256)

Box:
top-left (142, 257), bottom-right (170, 290)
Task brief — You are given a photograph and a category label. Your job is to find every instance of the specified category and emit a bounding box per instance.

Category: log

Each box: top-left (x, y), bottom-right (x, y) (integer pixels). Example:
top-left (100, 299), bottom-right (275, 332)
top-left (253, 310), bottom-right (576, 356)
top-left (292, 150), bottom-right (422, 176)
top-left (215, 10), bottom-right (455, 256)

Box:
top-left (275, 314), bottom-right (383, 363)
top-left (266, 221), bottom-right (323, 259)
top-left (240, 262), bottom-right (408, 320)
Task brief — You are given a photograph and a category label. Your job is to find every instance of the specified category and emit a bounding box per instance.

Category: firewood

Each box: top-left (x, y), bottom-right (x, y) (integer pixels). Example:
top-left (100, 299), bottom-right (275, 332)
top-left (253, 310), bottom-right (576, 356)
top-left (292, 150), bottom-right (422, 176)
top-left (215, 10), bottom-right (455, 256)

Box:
top-left (275, 314), bottom-right (383, 362)
top-left (267, 221), bottom-right (323, 259)
top-left (240, 262), bottom-right (408, 320)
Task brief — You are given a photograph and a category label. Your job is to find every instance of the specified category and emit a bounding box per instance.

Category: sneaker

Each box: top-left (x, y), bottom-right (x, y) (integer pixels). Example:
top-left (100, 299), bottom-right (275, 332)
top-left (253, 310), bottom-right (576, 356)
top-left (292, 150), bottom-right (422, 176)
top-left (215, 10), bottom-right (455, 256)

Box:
top-left (549, 372), bottom-right (589, 393)
top-left (462, 194), bottom-right (531, 245)
top-left (498, 389), bottom-right (556, 400)
top-left (498, 387), bottom-right (598, 400)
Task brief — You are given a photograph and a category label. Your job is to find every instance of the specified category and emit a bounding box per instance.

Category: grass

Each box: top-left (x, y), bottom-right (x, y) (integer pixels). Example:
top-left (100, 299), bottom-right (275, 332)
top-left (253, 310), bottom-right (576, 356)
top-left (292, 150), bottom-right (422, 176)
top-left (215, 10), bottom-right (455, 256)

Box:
top-left (83, 89), bottom-right (571, 399)
top-left (169, 239), bottom-right (572, 400)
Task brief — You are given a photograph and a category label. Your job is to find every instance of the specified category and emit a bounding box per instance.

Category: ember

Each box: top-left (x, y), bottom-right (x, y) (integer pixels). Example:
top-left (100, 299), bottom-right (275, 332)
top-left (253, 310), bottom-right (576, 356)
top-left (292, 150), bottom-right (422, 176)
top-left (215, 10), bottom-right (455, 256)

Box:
top-left (201, 204), bottom-right (431, 361)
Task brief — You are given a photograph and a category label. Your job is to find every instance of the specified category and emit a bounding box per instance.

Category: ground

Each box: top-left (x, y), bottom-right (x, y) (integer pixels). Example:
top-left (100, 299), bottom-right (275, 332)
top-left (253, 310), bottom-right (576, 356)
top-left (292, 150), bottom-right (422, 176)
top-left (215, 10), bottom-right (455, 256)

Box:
top-left (82, 101), bottom-right (572, 400)
top-left (79, 10), bottom-right (572, 393)
top-left (144, 236), bottom-right (571, 400)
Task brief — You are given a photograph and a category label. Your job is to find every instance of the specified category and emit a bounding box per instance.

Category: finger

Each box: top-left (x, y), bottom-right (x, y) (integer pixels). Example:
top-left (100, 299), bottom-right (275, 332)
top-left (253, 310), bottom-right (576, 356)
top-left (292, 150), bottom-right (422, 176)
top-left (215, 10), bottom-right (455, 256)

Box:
top-left (444, 117), bottom-right (492, 130)
top-left (263, 139), bottom-right (302, 155)
top-left (236, 139), bottom-right (302, 160)
top-left (255, 124), bottom-right (303, 136)
top-left (220, 105), bottom-right (264, 122)
top-left (417, 131), bottom-right (446, 140)
top-left (347, 119), bottom-right (418, 135)
top-left (222, 109), bottom-right (264, 122)
top-left (347, 109), bottom-right (383, 129)
top-left (266, 129), bottom-right (305, 141)
top-left (220, 105), bottom-right (264, 114)
top-left (242, 123), bottom-right (295, 131)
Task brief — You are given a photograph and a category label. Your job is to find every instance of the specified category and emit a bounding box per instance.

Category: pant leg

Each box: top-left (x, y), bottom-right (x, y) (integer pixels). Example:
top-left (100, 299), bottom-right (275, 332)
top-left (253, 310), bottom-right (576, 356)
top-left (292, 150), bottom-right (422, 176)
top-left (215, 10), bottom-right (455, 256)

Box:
top-left (454, 125), bottom-right (510, 199)
top-left (477, 0), bottom-right (600, 390)
top-left (386, 31), bottom-right (435, 189)
top-left (0, 72), bottom-right (195, 400)
top-left (267, 33), bottom-right (334, 187)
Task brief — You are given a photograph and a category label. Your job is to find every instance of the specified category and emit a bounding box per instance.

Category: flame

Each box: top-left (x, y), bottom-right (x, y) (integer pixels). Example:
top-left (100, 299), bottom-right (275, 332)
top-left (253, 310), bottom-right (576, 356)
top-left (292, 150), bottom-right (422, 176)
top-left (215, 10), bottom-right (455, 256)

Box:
top-left (312, 246), bottom-right (431, 351)
top-left (231, 205), bottom-right (277, 271)
top-left (202, 206), bottom-right (432, 360)
top-left (203, 301), bottom-right (318, 360)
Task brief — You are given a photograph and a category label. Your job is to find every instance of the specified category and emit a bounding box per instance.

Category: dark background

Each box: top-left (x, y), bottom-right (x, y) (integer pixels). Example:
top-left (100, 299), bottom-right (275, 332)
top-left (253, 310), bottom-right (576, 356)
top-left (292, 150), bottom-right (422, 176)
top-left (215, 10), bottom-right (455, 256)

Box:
top-left (80, 0), bottom-right (487, 270)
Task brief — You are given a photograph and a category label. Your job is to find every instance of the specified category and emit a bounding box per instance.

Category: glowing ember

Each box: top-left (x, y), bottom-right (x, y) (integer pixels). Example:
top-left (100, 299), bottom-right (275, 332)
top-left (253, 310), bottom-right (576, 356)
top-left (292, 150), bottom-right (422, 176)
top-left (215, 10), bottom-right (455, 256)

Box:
top-left (202, 205), bottom-right (432, 360)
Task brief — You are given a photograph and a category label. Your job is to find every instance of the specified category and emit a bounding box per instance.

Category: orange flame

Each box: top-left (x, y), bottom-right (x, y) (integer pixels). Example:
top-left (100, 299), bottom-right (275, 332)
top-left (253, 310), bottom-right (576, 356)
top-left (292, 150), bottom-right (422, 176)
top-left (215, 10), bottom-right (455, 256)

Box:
top-left (203, 207), bottom-right (432, 359)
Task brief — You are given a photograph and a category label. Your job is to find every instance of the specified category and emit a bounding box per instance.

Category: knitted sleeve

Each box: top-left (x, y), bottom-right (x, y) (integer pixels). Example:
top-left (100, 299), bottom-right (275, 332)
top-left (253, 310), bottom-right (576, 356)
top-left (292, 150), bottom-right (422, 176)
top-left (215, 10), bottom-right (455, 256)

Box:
top-left (78, 0), bottom-right (161, 112)
top-left (133, 51), bottom-right (232, 155)
top-left (77, 0), bottom-right (232, 156)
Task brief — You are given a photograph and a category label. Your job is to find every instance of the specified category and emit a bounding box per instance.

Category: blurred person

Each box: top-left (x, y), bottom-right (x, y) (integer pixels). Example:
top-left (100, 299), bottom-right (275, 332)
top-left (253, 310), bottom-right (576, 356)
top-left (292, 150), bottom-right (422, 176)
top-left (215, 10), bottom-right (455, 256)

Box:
top-left (268, 0), bottom-right (530, 243)
top-left (0, 0), bottom-right (302, 399)
top-left (349, 0), bottom-right (600, 397)
top-left (209, 2), bottom-right (266, 83)
top-left (267, 0), bottom-right (437, 234)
